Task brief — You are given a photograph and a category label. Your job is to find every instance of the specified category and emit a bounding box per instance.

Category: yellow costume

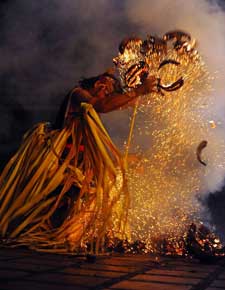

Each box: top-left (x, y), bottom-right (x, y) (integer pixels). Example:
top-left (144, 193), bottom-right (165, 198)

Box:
top-left (0, 104), bottom-right (128, 253)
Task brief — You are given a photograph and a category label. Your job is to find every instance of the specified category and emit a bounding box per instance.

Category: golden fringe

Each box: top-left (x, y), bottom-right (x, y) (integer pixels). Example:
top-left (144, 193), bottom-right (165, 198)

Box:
top-left (0, 103), bottom-right (129, 253)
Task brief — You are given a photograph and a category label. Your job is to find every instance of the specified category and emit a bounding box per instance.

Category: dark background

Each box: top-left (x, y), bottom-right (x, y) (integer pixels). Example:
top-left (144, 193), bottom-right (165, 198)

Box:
top-left (0, 0), bottom-right (135, 162)
top-left (0, 0), bottom-right (225, 239)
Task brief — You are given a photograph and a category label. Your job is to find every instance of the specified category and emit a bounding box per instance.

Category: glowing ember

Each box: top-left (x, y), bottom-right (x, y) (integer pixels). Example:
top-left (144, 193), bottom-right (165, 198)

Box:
top-left (209, 120), bottom-right (216, 129)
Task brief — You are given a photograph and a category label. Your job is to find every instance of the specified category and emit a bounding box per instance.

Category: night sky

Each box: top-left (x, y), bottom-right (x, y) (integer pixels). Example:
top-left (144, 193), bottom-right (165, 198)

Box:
top-left (0, 0), bottom-right (225, 239)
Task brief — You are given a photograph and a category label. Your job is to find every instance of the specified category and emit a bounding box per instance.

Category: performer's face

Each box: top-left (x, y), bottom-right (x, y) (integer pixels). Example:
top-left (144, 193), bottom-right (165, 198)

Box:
top-left (104, 77), bottom-right (115, 94)
top-left (94, 77), bottom-right (115, 98)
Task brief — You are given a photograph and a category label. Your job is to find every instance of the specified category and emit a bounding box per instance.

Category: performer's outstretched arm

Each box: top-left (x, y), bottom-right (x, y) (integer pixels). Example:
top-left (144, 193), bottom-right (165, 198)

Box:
top-left (55, 75), bottom-right (157, 128)
top-left (89, 76), bottom-right (157, 113)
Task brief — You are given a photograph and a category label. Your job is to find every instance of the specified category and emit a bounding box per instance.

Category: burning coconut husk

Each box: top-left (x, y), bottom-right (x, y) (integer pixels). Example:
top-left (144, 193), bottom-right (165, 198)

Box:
top-left (102, 223), bottom-right (225, 263)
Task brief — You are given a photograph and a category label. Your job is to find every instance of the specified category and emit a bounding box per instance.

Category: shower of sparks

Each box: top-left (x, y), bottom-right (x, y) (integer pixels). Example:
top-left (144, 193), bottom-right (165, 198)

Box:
top-left (114, 32), bottom-right (225, 252)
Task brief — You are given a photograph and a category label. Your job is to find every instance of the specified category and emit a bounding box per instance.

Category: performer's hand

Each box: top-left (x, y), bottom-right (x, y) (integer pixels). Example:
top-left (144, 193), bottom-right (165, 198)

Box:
top-left (135, 76), bottom-right (157, 96)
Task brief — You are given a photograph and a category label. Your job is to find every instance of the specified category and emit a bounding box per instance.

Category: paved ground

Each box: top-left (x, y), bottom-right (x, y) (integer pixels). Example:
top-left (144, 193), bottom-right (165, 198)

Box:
top-left (0, 247), bottom-right (224, 290)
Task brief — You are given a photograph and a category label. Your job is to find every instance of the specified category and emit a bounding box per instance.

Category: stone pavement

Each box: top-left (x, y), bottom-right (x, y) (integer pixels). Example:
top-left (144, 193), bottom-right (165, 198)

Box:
top-left (0, 247), bottom-right (224, 290)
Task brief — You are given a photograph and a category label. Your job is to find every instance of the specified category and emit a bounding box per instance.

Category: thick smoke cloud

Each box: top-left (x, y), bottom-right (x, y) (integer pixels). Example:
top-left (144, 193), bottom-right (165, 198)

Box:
top-left (0, 0), bottom-right (138, 109)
